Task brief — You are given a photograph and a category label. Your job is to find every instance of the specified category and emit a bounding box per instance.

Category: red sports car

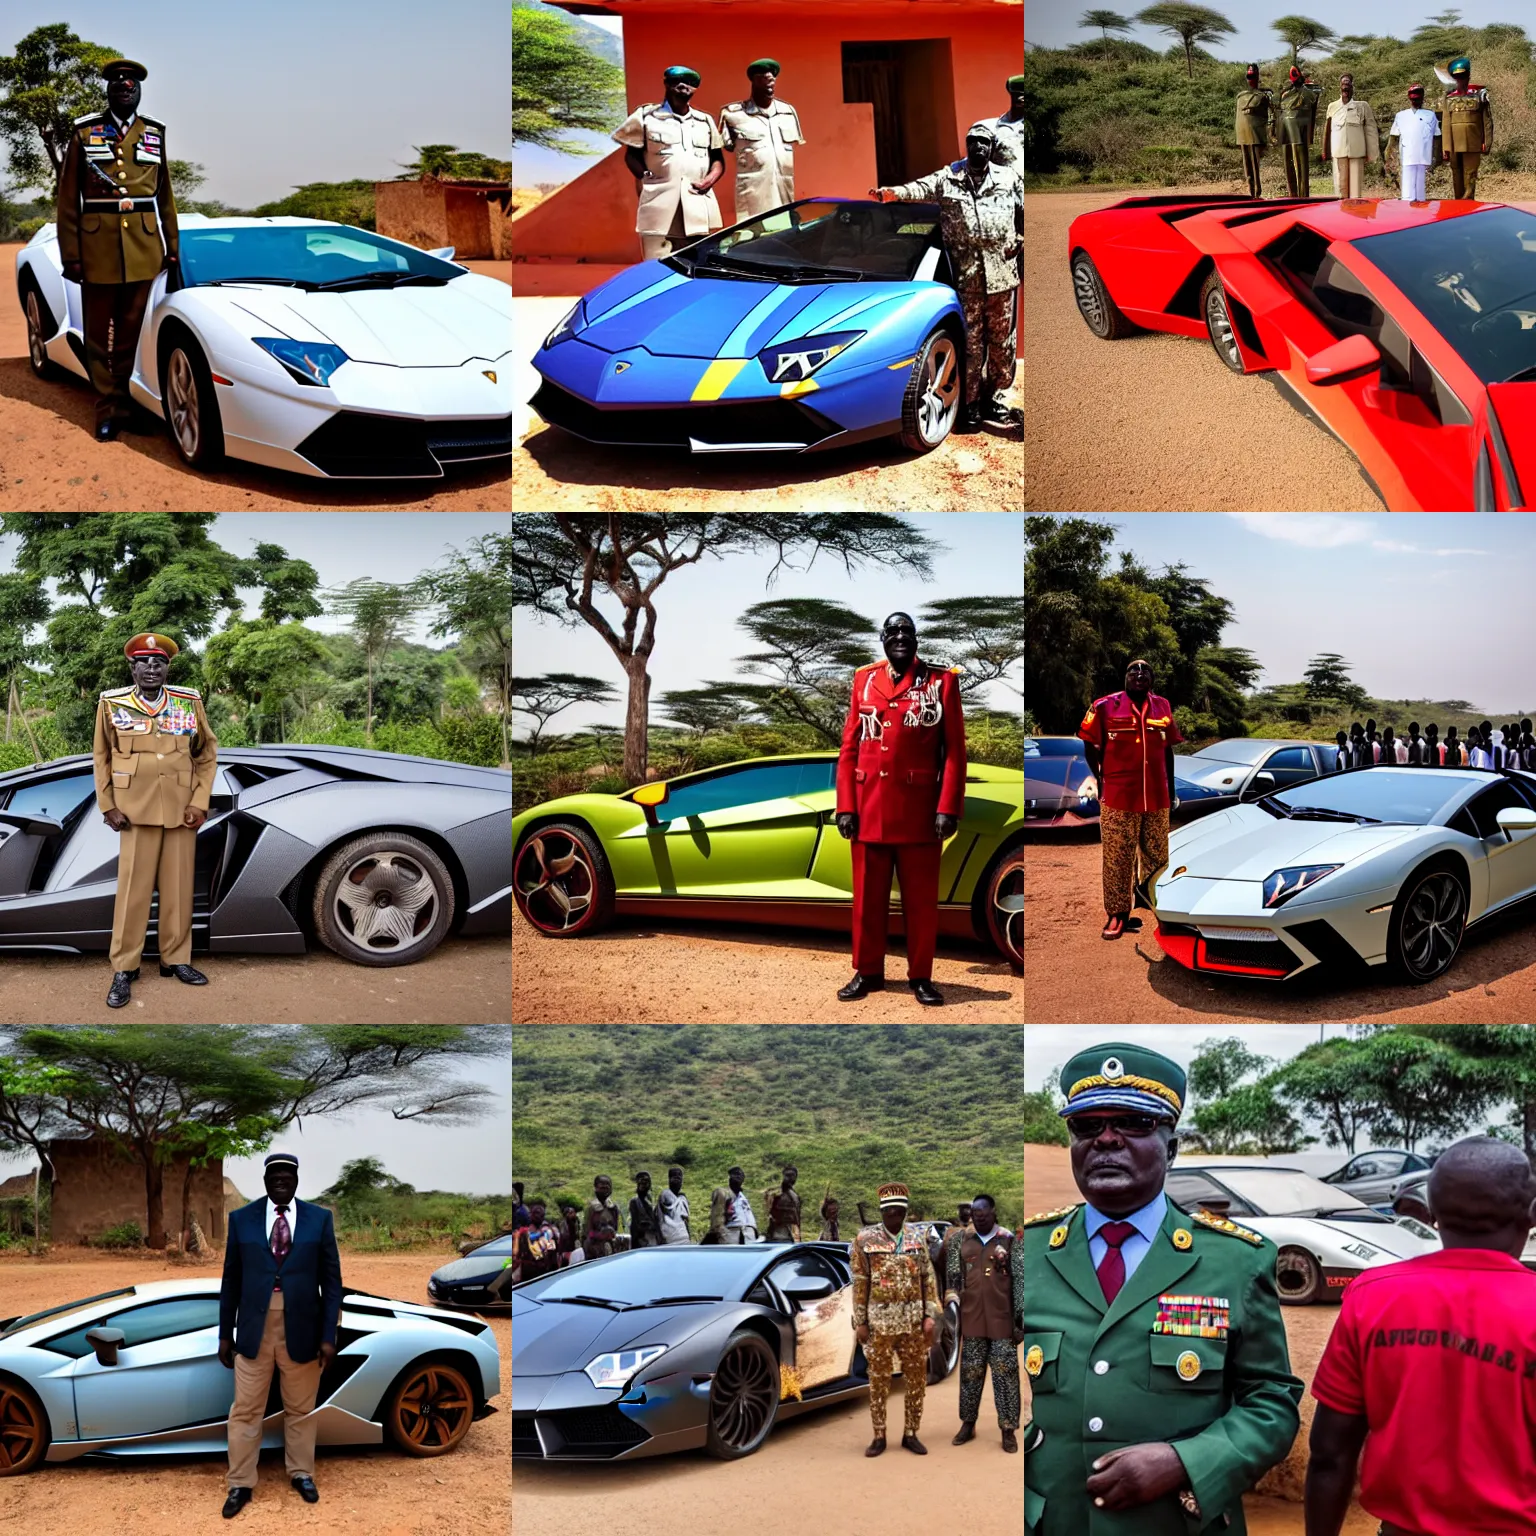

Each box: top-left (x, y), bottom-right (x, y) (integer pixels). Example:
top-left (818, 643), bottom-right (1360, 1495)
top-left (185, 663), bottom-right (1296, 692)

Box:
top-left (1068, 195), bottom-right (1536, 510)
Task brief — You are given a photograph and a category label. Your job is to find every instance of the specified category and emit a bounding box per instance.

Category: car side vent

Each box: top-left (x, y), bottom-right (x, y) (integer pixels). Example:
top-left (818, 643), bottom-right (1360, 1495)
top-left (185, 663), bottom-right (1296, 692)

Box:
top-left (318, 1351), bottom-right (369, 1402)
top-left (423, 1314), bottom-right (492, 1338)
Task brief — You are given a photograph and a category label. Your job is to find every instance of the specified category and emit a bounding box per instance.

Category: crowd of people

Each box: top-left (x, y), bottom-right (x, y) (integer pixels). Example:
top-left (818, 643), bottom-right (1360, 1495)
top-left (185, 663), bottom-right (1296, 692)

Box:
top-left (1330, 717), bottom-right (1536, 770)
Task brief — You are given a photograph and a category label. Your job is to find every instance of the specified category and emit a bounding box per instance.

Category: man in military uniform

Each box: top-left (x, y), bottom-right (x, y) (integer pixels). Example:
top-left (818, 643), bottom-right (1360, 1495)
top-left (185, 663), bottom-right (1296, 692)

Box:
top-left (1234, 64), bottom-right (1276, 198)
top-left (947, 1193), bottom-right (1022, 1452)
top-left (1321, 73), bottom-right (1380, 198)
top-left (1440, 55), bottom-right (1493, 199)
top-left (718, 60), bottom-right (804, 222)
top-left (55, 59), bottom-right (179, 441)
top-left (991, 74), bottom-right (1028, 170)
top-left (1022, 1044), bottom-right (1302, 1535)
top-left (851, 1182), bottom-right (940, 1456)
top-left (835, 612), bottom-right (967, 1006)
top-left (613, 66), bottom-right (724, 261)
top-left (873, 122), bottom-right (1021, 430)
top-left (93, 633), bottom-right (215, 1009)
top-left (1277, 64), bottom-right (1321, 196)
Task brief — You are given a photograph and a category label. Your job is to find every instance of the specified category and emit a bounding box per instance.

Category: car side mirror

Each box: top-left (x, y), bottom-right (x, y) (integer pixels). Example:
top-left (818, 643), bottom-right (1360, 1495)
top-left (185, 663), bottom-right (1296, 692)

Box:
top-left (1306, 333), bottom-right (1381, 385)
top-left (1244, 771), bottom-right (1277, 799)
top-left (1495, 807), bottom-right (1536, 839)
top-left (85, 1326), bottom-right (125, 1367)
top-left (632, 779), bottom-right (669, 827)
top-left (780, 1277), bottom-right (835, 1302)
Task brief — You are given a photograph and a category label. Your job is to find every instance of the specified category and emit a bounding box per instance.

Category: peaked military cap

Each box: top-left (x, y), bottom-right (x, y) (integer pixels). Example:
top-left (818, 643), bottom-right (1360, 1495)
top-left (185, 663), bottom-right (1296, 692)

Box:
top-left (966, 120), bottom-right (999, 144)
top-left (878, 1181), bottom-right (910, 1207)
top-left (101, 58), bottom-right (148, 81)
top-left (663, 65), bottom-right (701, 86)
top-left (1449, 56), bottom-right (1471, 75)
top-left (124, 632), bottom-right (178, 659)
top-left (264, 1151), bottom-right (300, 1170)
top-left (1059, 1042), bottom-right (1185, 1122)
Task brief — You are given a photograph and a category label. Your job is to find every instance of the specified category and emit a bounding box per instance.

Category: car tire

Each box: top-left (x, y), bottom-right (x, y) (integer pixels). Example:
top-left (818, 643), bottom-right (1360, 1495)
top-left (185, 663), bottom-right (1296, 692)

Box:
top-left (513, 820), bottom-right (615, 938)
top-left (1071, 251), bottom-right (1138, 340)
top-left (926, 1298), bottom-right (961, 1384)
top-left (20, 278), bottom-right (64, 381)
top-left (898, 324), bottom-right (963, 452)
top-left (1386, 858), bottom-right (1469, 984)
top-left (705, 1329), bottom-right (780, 1460)
top-left (311, 831), bottom-right (456, 967)
top-left (160, 330), bottom-right (226, 470)
top-left (0, 1376), bottom-right (51, 1475)
top-left (1275, 1246), bottom-right (1324, 1305)
top-left (977, 843), bottom-right (1023, 974)
top-left (383, 1360), bottom-right (477, 1457)
top-left (1201, 271), bottom-right (1247, 373)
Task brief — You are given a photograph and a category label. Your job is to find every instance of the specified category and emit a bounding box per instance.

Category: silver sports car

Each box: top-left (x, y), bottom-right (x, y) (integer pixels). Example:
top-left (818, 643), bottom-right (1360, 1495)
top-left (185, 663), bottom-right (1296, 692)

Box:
top-left (1149, 765), bottom-right (1536, 983)
top-left (0, 1280), bottom-right (501, 1475)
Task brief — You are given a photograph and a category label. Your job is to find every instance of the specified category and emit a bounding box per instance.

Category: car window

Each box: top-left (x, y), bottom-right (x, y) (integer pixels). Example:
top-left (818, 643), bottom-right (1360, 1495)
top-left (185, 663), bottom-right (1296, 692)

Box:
top-left (1349, 1155), bottom-right (1389, 1177)
top-left (1165, 1172), bottom-right (1254, 1218)
top-left (475, 1235), bottom-right (514, 1256)
top-left (179, 225), bottom-right (464, 287)
top-left (1263, 747), bottom-right (1317, 785)
top-left (650, 761), bottom-right (836, 820)
top-left (1463, 779), bottom-right (1535, 839)
top-left (1271, 772), bottom-right (1471, 822)
top-left (766, 1252), bottom-right (842, 1296)
top-left (41, 1296), bottom-right (222, 1358)
top-left (3, 772), bottom-right (95, 820)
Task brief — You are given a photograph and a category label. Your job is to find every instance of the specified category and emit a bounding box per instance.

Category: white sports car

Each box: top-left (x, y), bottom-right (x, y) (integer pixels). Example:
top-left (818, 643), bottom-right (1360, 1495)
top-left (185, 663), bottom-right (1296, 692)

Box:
top-left (16, 214), bottom-right (511, 477)
top-left (1167, 1164), bottom-right (1441, 1305)
top-left (1149, 765), bottom-right (1536, 984)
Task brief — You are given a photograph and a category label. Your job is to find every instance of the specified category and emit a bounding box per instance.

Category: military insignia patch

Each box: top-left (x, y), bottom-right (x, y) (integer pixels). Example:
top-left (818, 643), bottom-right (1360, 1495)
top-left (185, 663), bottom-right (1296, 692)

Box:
top-left (1048, 1225), bottom-right (1068, 1249)
top-left (1153, 1294), bottom-right (1230, 1337)
top-left (1172, 1228), bottom-right (1193, 1250)
top-left (1024, 1344), bottom-right (1044, 1377)
top-left (1175, 1350), bottom-right (1202, 1381)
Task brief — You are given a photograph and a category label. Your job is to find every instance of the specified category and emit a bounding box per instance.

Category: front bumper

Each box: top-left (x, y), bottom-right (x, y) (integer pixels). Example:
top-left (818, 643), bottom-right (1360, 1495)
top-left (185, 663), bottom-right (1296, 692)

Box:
top-left (511, 1369), bottom-right (710, 1461)
top-left (1025, 795), bottom-right (1099, 828)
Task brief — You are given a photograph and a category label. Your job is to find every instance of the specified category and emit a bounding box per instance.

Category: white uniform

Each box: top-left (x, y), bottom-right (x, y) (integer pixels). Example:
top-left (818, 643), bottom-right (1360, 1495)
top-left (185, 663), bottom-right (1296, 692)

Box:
top-left (718, 96), bottom-right (804, 220)
top-left (1389, 106), bottom-right (1441, 200)
top-left (612, 101), bottom-right (724, 261)
top-left (991, 112), bottom-right (1025, 170)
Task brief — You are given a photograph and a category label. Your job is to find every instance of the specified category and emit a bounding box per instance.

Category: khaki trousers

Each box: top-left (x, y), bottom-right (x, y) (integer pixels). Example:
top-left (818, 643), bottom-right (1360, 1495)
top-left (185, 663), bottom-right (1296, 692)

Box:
top-left (109, 822), bottom-right (195, 971)
top-left (1448, 150), bottom-right (1481, 198)
top-left (1333, 156), bottom-right (1365, 197)
top-left (640, 203), bottom-right (689, 262)
top-left (227, 1292), bottom-right (321, 1490)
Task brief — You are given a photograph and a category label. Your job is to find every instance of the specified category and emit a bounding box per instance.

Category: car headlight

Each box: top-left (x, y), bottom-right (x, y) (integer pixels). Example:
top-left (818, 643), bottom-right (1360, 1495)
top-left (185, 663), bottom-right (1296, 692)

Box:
top-left (1077, 774), bottom-right (1098, 802)
top-left (544, 299), bottom-right (586, 349)
top-left (757, 330), bottom-right (865, 384)
top-left (252, 337), bottom-right (350, 388)
top-left (1261, 864), bottom-right (1343, 908)
top-left (583, 1345), bottom-right (667, 1391)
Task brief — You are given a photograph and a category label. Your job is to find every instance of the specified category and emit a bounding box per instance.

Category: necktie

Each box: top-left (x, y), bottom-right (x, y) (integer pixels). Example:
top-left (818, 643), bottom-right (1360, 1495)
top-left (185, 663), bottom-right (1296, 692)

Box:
top-left (1096, 1220), bottom-right (1138, 1304)
top-left (271, 1206), bottom-right (291, 1263)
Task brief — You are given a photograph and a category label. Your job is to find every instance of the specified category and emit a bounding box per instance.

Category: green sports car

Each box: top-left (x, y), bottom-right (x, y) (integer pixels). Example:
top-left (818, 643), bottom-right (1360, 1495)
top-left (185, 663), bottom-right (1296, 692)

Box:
top-left (512, 752), bottom-right (1022, 972)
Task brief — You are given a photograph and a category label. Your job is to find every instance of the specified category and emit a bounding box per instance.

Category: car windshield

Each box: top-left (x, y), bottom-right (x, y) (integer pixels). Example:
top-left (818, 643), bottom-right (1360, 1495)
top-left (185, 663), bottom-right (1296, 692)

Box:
top-left (179, 225), bottom-right (466, 290)
top-left (1207, 1170), bottom-right (1376, 1216)
top-left (1025, 739), bottom-right (1086, 759)
top-left (1265, 770), bottom-right (1471, 823)
top-left (472, 1235), bottom-right (514, 1256)
top-left (670, 200), bottom-right (941, 283)
top-left (517, 1248), bottom-right (762, 1305)
top-left (1352, 208), bottom-right (1536, 383)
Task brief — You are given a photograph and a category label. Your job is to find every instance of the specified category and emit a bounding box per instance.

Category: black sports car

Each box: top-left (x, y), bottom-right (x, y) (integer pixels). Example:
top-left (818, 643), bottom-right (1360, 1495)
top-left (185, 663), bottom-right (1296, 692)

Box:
top-left (0, 745), bottom-right (510, 967)
top-left (429, 1234), bottom-right (513, 1312)
top-left (511, 1241), bottom-right (958, 1461)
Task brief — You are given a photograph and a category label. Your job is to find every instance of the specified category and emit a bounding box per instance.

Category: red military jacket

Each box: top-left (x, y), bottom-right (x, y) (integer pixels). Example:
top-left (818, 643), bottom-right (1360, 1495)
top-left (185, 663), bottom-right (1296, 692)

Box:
top-left (836, 658), bottom-right (967, 843)
top-left (1077, 690), bottom-right (1184, 812)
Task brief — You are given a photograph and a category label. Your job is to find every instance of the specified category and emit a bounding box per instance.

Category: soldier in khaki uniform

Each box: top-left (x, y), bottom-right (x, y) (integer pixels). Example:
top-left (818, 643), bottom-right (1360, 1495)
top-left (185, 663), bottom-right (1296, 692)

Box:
top-left (93, 633), bottom-right (217, 1009)
top-left (1277, 64), bottom-right (1321, 196)
top-left (991, 74), bottom-right (1028, 171)
top-left (718, 59), bottom-right (804, 221)
top-left (1321, 73), bottom-right (1380, 198)
top-left (613, 66), bottom-right (725, 261)
top-left (1439, 55), bottom-right (1493, 199)
top-left (54, 59), bottom-right (179, 441)
top-left (1234, 64), bottom-right (1276, 198)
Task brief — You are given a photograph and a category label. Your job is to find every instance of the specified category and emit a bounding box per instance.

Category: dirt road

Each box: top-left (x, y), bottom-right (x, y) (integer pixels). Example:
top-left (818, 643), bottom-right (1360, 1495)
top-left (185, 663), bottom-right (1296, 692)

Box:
top-left (1024, 834), bottom-right (1536, 1023)
top-left (513, 906), bottom-right (1021, 1023)
top-left (1023, 190), bottom-right (1383, 513)
top-left (0, 1248), bottom-right (508, 1536)
top-left (0, 245), bottom-right (511, 511)
top-left (0, 937), bottom-right (510, 1024)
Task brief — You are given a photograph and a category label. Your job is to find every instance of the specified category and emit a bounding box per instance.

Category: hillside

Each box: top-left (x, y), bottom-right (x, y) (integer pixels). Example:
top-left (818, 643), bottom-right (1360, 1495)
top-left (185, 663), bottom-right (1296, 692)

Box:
top-left (513, 1026), bottom-right (1025, 1228)
top-left (512, 0), bottom-right (623, 68)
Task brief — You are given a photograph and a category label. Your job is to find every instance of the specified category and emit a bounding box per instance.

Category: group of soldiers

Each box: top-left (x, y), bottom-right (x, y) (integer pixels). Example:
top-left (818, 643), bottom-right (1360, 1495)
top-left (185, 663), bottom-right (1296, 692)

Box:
top-left (614, 62), bottom-right (1024, 430)
top-left (1234, 54), bottom-right (1494, 201)
top-left (1332, 717), bottom-right (1536, 771)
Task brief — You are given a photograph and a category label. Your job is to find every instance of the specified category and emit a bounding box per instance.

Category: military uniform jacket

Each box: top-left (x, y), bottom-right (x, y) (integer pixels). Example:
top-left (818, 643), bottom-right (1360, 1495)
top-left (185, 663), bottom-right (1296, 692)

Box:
top-left (1440, 86), bottom-right (1493, 154)
top-left (991, 113), bottom-right (1026, 169)
top-left (612, 102), bottom-right (724, 236)
top-left (1234, 88), bottom-right (1275, 146)
top-left (836, 659), bottom-right (967, 844)
top-left (56, 111), bottom-right (179, 285)
top-left (1022, 1202), bottom-right (1302, 1536)
top-left (946, 1226), bottom-right (1019, 1338)
top-left (93, 686), bottom-right (217, 829)
top-left (851, 1222), bottom-right (941, 1336)
top-left (718, 97), bottom-right (803, 218)
top-left (1277, 83), bottom-right (1321, 144)
top-left (887, 160), bottom-right (1022, 295)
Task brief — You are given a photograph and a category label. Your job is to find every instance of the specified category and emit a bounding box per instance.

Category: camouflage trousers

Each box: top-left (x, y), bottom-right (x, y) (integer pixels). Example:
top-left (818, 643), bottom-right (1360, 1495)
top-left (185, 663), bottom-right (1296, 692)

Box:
top-left (960, 285), bottom-right (1018, 409)
top-left (1099, 805), bottom-right (1170, 916)
top-left (958, 1335), bottom-right (1021, 1429)
top-left (866, 1329), bottom-right (927, 1437)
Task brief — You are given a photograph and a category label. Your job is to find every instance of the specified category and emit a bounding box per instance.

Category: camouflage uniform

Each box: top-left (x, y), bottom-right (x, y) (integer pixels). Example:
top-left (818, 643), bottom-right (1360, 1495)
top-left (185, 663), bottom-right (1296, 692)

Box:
top-left (1098, 805), bottom-right (1169, 918)
top-left (852, 1215), bottom-right (941, 1439)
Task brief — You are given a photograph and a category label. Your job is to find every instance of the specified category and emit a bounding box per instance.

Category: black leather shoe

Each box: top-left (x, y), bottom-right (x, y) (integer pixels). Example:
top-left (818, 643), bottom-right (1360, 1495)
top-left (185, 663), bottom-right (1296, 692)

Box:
top-left (954, 408), bottom-right (982, 435)
top-left (837, 973), bottom-right (885, 1001)
top-left (909, 978), bottom-right (943, 1006)
top-left (291, 1475), bottom-right (318, 1503)
top-left (952, 1421), bottom-right (976, 1445)
top-left (902, 1433), bottom-right (928, 1454)
top-left (106, 968), bottom-right (140, 1009)
top-left (159, 963), bottom-right (208, 984)
top-left (222, 1487), bottom-right (252, 1518)
top-left (95, 419), bottom-right (117, 442)
top-left (864, 1436), bottom-right (886, 1457)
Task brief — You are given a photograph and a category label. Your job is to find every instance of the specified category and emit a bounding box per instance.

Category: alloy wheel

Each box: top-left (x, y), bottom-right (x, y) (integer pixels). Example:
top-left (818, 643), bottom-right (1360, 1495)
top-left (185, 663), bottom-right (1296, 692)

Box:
top-left (333, 850), bottom-right (439, 954)
top-left (1399, 872), bottom-right (1465, 979)
top-left (991, 860), bottom-right (1023, 969)
top-left (0, 1383), bottom-right (44, 1472)
top-left (393, 1364), bottom-right (473, 1451)
top-left (167, 350), bottom-right (200, 458)
top-left (1206, 286), bottom-right (1241, 368)
top-left (917, 336), bottom-right (960, 443)
top-left (515, 831), bottom-right (596, 932)
top-left (709, 1342), bottom-right (777, 1451)
top-left (25, 292), bottom-right (45, 371)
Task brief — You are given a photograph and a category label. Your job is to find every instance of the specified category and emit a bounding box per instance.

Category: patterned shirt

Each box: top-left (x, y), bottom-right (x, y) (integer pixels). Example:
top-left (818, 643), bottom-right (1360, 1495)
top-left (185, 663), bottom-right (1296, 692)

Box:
top-left (851, 1222), bottom-right (941, 1336)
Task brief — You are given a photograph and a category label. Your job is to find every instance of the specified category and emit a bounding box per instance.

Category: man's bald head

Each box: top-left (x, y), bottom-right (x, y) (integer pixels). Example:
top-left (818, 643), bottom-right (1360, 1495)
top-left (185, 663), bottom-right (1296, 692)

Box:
top-left (1427, 1137), bottom-right (1536, 1256)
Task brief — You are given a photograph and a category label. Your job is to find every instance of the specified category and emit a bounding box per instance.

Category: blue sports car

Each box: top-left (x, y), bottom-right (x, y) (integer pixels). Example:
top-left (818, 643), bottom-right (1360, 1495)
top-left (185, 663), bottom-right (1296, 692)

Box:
top-left (530, 198), bottom-right (967, 454)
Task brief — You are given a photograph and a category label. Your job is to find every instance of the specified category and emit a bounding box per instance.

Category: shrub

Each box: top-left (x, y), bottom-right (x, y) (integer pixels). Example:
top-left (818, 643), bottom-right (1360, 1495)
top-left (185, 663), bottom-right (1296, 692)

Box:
top-left (92, 1221), bottom-right (144, 1249)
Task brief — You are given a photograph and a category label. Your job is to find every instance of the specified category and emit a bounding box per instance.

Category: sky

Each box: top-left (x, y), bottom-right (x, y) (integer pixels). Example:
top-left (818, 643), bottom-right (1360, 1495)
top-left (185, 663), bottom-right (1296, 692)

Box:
top-left (1072, 513), bottom-right (1536, 713)
top-left (1025, 0), bottom-right (1522, 62)
top-left (514, 14), bottom-right (622, 187)
top-left (0, 511), bottom-right (510, 645)
top-left (2, 1), bottom-right (509, 207)
top-left (511, 513), bottom-right (1025, 737)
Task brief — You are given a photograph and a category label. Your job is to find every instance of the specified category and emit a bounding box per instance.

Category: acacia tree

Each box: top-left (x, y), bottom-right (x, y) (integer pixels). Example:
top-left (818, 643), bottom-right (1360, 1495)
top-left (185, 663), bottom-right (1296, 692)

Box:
top-left (512, 1), bottom-right (625, 154)
top-left (511, 673), bottom-right (619, 753)
top-left (918, 595), bottom-right (1024, 698)
top-left (1271, 14), bottom-right (1337, 61)
top-left (1080, 9), bottom-right (1133, 61)
top-left (0, 24), bottom-right (115, 195)
top-left (324, 580), bottom-right (420, 746)
top-left (734, 598), bottom-right (875, 745)
top-left (1135, 3), bottom-right (1236, 77)
top-left (511, 515), bottom-right (937, 784)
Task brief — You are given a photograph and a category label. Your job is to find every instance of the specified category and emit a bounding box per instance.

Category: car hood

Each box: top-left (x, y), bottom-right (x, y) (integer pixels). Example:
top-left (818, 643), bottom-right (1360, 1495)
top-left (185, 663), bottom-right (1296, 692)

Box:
top-left (1489, 383), bottom-right (1536, 508)
top-left (432, 1253), bottom-right (505, 1284)
top-left (1169, 807), bottom-right (1418, 879)
top-left (1251, 1214), bottom-right (1437, 1260)
top-left (509, 1294), bottom-right (717, 1373)
top-left (1176, 760), bottom-right (1254, 790)
top-left (1024, 759), bottom-right (1077, 790)
top-left (201, 278), bottom-right (510, 366)
top-left (579, 263), bottom-right (915, 359)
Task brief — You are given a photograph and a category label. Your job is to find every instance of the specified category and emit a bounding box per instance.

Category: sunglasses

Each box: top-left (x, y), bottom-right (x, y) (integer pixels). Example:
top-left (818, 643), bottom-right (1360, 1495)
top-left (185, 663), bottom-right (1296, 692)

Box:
top-left (1067, 1113), bottom-right (1168, 1139)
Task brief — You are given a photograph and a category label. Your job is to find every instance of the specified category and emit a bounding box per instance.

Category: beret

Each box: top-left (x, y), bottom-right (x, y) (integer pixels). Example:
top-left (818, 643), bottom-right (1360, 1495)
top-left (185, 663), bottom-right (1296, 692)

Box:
top-left (746, 58), bottom-right (781, 75)
top-left (1006, 74), bottom-right (1025, 89)
top-left (663, 65), bottom-right (701, 86)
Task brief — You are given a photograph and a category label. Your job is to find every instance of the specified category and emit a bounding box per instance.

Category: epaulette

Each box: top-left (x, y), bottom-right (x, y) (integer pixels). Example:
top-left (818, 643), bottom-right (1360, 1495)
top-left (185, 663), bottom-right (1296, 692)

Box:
top-left (74, 111), bottom-right (105, 125)
top-left (100, 686), bottom-right (135, 701)
top-left (138, 114), bottom-right (166, 129)
top-left (1023, 1204), bottom-right (1080, 1227)
top-left (165, 684), bottom-right (201, 698)
top-left (636, 102), bottom-right (659, 114)
top-left (1191, 1209), bottom-right (1265, 1245)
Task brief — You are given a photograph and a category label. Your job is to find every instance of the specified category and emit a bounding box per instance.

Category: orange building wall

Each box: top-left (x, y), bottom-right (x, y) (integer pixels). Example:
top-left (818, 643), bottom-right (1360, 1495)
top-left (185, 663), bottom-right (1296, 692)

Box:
top-left (513, 0), bottom-right (1021, 262)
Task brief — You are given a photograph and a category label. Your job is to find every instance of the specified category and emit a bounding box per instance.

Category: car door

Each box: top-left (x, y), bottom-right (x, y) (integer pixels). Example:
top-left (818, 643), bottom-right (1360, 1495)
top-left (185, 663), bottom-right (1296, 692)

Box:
top-left (0, 771), bottom-right (96, 902)
top-left (1462, 780), bottom-right (1536, 913)
top-left (766, 1251), bottom-right (857, 1392)
top-left (1344, 1154), bottom-right (1406, 1206)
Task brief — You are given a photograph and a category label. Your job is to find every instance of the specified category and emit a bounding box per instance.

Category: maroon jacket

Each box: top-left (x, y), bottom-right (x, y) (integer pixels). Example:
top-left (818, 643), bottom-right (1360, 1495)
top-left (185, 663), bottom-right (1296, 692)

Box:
top-left (836, 658), bottom-right (967, 844)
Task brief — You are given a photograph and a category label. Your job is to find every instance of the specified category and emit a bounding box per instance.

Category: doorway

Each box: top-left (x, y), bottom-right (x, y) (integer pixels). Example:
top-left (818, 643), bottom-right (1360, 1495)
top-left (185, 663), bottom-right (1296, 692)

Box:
top-left (842, 39), bottom-right (957, 186)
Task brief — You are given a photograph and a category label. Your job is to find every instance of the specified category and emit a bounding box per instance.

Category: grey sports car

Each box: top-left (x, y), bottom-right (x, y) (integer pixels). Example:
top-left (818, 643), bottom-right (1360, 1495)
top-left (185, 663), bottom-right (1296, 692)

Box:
top-left (0, 745), bottom-right (510, 967)
top-left (512, 1240), bottom-right (959, 1461)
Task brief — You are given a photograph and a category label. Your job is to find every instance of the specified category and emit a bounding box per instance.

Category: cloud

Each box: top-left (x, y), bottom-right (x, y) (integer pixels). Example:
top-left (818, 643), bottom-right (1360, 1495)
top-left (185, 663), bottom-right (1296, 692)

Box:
top-left (1226, 514), bottom-right (1483, 557)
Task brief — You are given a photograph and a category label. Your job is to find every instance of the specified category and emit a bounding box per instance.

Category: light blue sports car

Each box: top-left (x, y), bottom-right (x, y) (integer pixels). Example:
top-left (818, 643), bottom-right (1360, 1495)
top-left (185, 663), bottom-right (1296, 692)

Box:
top-left (0, 1280), bottom-right (501, 1475)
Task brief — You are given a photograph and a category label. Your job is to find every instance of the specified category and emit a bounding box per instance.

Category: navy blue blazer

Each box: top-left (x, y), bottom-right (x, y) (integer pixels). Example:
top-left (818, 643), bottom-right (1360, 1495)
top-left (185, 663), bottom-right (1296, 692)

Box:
top-left (219, 1197), bottom-right (344, 1363)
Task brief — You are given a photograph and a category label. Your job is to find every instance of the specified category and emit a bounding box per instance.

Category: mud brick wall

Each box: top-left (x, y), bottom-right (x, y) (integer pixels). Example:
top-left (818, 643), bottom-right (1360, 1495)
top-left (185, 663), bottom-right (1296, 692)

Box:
top-left (47, 1140), bottom-right (226, 1245)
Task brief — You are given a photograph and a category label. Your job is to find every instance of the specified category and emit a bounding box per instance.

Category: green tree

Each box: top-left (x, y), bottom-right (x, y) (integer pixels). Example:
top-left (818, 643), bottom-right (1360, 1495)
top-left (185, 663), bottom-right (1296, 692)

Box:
top-left (0, 573), bottom-right (49, 755)
top-left (918, 595), bottom-right (1025, 699)
top-left (512, 2), bottom-right (626, 153)
top-left (1414, 1026), bottom-right (1536, 1158)
top-left (0, 24), bottom-right (116, 195)
top-left (1354, 1030), bottom-right (1494, 1151)
top-left (396, 144), bottom-right (511, 180)
top-left (1192, 645), bottom-right (1260, 735)
top-left (323, 1155), bottom-right (414, 1200)
top-left (1302, 652), bottom-right (1368, 708)
top-left (1189, 1035), bottom-right (1273, 1101)
top-left (323, 580), bottom-right (421, 747)
top-left (1025, 516), bottom-right (1120, 732)
top-left (1135, 3), bottom-right (1236, 77)
top-left (1081, 9), bottom-right (1134, 61)
top-left (251, 180), bottom-right (377, 230)
top-left (202, 620), bottom-right (328, 742)
top-left (1275, 1037), bottom-right (1376, 1153)
top-left (511, 673), bottom-right (619, 753)
top-left (658, 687), bottom-right (756, 735)
top-left (1271, 15), bottom-right (1337, 61)
top-left (1187, 1081), bottom-right (1308, 1154)
top-left (248, 542), bottom-right (322, 623)
top-left (734, 598), bottom-right (875, 745)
